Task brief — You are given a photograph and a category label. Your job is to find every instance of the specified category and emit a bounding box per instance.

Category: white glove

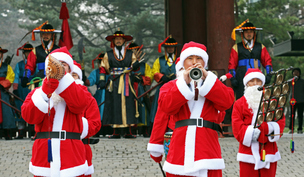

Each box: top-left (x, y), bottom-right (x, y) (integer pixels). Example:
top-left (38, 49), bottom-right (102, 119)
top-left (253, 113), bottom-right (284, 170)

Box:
top-left (252, 128), bottom-right (261, 142)
top-left (219, 75), bottom-right (227, 82)
top-left (150, 151), bottom-right (162, 157)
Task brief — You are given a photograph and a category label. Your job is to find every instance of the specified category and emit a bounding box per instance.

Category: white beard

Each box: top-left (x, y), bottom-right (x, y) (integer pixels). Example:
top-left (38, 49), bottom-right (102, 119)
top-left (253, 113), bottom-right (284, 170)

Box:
top-left (244, 85), bottom-right (262, 110)
top-left (75, 79), bottom-right (84, 85)
top-left (51, 92), bottom-right (64, 106)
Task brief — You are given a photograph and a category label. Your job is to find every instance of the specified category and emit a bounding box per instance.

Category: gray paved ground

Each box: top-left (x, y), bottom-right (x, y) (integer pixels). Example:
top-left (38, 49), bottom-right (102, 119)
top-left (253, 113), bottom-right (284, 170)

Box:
top-left (0, 133), bottom-right (303, 177)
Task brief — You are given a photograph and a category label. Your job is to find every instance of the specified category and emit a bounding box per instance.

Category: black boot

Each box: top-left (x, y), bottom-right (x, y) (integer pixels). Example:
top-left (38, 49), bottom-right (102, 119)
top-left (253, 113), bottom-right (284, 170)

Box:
top-left (108, 128), bottom-right (121, 139)
top-left (4, 129), bottom-right (12, 140)
top-left (143, 126), bottom-right (150, 138)
top-left (123, 127), bottom-right (136, 139)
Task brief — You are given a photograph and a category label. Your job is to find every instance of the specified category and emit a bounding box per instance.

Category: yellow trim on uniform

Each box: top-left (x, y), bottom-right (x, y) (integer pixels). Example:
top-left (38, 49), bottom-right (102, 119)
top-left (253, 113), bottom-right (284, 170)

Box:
top-left (232, 44), bottom-right (238, 54)
top-left (6, 65), bottom-right (15, 83)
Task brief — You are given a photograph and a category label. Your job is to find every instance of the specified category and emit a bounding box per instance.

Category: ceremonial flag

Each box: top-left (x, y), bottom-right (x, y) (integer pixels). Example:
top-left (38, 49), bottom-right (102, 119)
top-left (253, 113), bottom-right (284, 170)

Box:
top-left (59, 2), bottom-right (73, 50)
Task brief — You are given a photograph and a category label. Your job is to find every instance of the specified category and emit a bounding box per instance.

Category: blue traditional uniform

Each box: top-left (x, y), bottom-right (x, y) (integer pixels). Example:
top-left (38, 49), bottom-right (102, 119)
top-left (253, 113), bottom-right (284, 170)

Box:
top-left (0, 63), bottom-right (16, 131)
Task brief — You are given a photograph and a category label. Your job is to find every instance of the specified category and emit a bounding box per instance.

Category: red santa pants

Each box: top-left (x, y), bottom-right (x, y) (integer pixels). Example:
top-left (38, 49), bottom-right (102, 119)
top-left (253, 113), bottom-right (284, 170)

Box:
top-left (239, 161), bottom-right (277, 177)
top-left (166, 169), bottom-right (222, 177)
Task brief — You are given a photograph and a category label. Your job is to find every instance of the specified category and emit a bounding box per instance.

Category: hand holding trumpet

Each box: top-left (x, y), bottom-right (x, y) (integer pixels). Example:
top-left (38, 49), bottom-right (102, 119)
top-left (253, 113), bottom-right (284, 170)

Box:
top-left (183, 63), bottom-right (208, 84)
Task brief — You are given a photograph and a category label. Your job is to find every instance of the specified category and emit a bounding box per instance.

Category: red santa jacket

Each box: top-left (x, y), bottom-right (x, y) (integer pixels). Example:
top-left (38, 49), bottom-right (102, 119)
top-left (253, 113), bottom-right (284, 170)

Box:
top-left (150, 71), bottom-right (234, 176)
top-left (21, 74), bottom-right (92, 177)
top-left (147, 107), bottom-right (175, 155)
top-left (232, 96), bottom-right (285, 169)
top-left (78, 80), bottom-right (101, 176)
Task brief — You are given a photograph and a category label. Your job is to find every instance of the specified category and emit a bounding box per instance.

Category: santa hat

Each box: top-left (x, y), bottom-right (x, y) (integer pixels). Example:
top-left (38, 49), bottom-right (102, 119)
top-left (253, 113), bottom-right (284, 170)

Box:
top-left (179, 41), bottom-right (209, 68)
top-left (72, 60), bottom-right (82, 80)
top-left (45, 46), bottom-right (74, 72)
top-left (175, 57), bottom-right (183, 72)
top-left (243, 68), bottom-right (265, 86)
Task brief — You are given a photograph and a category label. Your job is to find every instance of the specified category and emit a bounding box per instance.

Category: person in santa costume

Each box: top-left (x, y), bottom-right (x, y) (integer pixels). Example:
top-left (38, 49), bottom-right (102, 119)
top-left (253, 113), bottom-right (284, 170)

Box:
top-left (148, 41), bottom-right (234, 177)
top-left (72, 61), bottom-right (101, 177)
top-left (232, 68), bottom-right (285, 177)
top-left (21, 47), bottom-right (93, 177)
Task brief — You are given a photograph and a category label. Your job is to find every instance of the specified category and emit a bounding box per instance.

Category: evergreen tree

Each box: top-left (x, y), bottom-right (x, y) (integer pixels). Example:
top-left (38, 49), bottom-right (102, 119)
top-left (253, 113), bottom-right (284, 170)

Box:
top-left (8, 0), bottom-right (165, 73)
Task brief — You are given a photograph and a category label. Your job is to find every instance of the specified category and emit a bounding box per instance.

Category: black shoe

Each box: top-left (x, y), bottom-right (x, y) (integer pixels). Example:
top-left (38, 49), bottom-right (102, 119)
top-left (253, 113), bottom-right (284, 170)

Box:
top-left (123, 134), bottom-right (136, 139)
top-left (15, 136), bottom-right (24, 139)
top-left (108, 134), bottom-right (121, 139)
top-left (288, 130), bottom-right (294, 134)
top-left (143, 133), bottom-right (150, 138)
top-left (297, 130), bottom-right (303, 134)
top-left (5, 136), bottom-right (12, 140)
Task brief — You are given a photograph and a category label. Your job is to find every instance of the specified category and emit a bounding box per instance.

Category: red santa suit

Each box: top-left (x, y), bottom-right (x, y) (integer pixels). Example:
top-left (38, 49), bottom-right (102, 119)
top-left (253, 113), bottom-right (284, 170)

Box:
top-left (73, 61), bottom-right (102, 177)
top-left (21, 47), bottom-right (91, 177)
top-left (148, 42), bottom-right (235, 177)
top-left (232, 68), bottom-right (285, 177)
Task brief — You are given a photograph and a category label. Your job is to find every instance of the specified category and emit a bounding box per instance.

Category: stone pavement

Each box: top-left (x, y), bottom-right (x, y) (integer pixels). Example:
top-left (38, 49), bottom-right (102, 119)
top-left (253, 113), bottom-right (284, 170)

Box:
top-left (0, 133), bottom-right (303, 177)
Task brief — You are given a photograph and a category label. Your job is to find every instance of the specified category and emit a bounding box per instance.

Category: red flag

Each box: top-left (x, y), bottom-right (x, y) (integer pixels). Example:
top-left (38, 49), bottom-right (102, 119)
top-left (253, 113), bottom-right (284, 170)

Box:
top-left (59, 2), bottom-right (73, 50)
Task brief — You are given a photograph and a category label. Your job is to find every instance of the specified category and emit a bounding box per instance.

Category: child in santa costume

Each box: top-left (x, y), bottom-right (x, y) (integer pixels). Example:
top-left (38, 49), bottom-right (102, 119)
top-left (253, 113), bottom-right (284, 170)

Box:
top-left (72, 61), bottom-right (101, 177)
top-left (232, 68), bottom-right (285, 177)
top-left (148, 41), bottom-right (234, 177)
top-left (21, 47), bottom-right (93, 177)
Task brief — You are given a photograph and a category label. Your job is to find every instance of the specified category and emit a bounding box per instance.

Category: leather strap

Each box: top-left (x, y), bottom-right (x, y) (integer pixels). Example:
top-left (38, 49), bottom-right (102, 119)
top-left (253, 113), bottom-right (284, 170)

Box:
top-left (175, 119), bottom-right (223, 133)
top-left (36, 131), bottom-right (80, 140)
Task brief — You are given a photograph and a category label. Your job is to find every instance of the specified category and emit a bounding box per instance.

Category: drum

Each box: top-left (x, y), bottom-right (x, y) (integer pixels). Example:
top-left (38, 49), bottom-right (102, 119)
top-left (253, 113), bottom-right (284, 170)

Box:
top-left (164, 131), bottom-right (173, 158)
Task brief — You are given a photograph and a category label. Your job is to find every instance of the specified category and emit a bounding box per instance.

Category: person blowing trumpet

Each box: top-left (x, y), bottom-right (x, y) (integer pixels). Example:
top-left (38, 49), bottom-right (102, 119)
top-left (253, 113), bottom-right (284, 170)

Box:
top-left (148, 41), bottom-right (234, 177)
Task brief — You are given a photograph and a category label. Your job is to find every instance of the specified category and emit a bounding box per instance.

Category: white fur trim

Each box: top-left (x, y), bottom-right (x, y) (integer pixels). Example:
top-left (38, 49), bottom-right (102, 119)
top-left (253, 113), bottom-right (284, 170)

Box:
top-left (175, 61), bottom-right (183, 72)
top-left (55, 73), bottom-right (74, 95)
top-left (49, 52), bottom-right (74, 71)
top-left (72, 65), bottom-right (82, 80)
top-left (183, 95), bottom-right (206, 174)
top-left (147, 143), bottom-right (164, 154)
top-left (75, 79), bottom-right (84, 85)
top-left (29, 161), bottom-right (88, 177)
top-left (50, 101), bottom-right (66, 176)
top-left (243, 72), bottom-right (265, 86)
top-left (60, 161), bottom-right (88, 177)
top-left (180, 47), bottom-right (209, 68)
top-left (81, 117), bottom-right (89, 139)
top-left (267, 122), bottom-right (280, 142)
top-left (163, 158), bottom-right (224, 176)
top-left (31, 88), bottom-right (48, 114)
top-left (237, 153), bottom-right (255, 164)
top-left (150, 151), bottom-right (162, 157)
top-left (243, 125), bottom-right (254, 147)
top-left (176, 75), bottom-right (194, 100)
top-left (237, 151), bottom-right (281, 164)
top-left (29, 162), bottom-right (50, 176)
top-left (84, 164), bottom-right (94, 175)
top-left (199, 71), bottom-right (217, 97)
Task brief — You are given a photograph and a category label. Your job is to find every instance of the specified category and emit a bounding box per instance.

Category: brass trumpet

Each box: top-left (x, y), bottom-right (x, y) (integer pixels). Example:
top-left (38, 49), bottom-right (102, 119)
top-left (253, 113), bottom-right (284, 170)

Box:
top-left (189, 68), bottom-right (203, 81)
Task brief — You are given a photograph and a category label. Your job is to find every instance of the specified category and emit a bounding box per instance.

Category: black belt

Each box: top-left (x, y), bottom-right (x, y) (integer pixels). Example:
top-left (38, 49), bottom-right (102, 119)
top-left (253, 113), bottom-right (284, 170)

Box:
top-left (82, 138), bottom-right (100, 145)
top-left (36, 131), bottom-right (81, 140)
top-left (175, 119), bottom-right (222, 133)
